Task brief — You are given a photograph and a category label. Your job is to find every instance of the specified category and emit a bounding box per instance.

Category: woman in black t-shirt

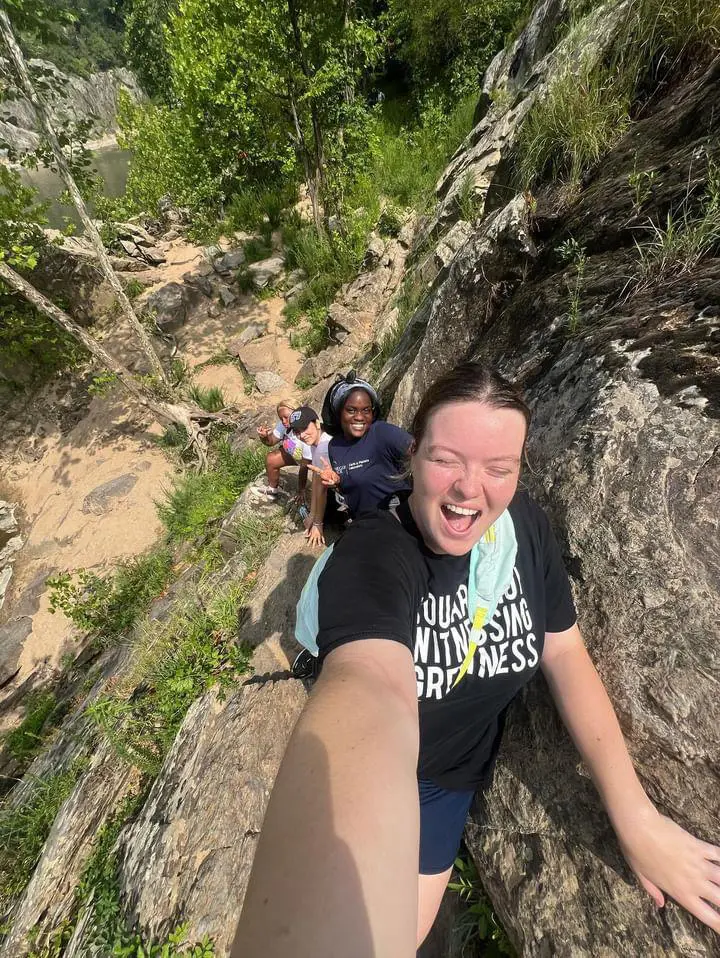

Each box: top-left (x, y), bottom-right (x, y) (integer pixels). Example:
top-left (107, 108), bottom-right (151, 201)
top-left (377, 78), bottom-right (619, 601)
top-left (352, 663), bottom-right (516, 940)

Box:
top-left (233, 362), bottom-right (720, 956)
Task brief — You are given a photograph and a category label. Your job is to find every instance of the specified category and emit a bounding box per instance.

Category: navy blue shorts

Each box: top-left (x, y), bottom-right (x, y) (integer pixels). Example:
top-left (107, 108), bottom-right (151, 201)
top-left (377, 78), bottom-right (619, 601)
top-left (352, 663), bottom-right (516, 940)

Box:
top-left (418, 780), bottom-right (475, 875)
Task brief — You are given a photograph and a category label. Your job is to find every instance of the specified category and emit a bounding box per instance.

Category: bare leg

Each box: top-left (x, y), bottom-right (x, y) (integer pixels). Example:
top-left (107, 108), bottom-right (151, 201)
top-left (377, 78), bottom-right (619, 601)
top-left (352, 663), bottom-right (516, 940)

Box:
top-left (417, 868), bottom-right (453, 948)
top-left (265, 448), bottom-right (285, 488)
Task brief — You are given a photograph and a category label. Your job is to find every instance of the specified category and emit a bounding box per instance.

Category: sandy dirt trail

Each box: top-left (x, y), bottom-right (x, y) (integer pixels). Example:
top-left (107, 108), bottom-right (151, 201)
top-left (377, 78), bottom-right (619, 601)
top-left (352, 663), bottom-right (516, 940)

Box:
top-left (1, 237), bottom-right (302, 725)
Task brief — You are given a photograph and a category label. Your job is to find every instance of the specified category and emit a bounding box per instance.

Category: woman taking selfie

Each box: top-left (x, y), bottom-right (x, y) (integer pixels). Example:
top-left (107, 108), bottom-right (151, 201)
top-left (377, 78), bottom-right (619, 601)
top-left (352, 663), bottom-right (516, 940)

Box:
top-left (234, 362), bottom-right (720, 957)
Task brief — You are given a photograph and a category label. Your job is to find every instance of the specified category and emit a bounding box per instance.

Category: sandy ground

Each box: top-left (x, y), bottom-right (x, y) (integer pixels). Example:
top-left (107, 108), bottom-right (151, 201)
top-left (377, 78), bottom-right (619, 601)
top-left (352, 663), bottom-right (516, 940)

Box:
top-left (1, 236), bottom-right (303, 719)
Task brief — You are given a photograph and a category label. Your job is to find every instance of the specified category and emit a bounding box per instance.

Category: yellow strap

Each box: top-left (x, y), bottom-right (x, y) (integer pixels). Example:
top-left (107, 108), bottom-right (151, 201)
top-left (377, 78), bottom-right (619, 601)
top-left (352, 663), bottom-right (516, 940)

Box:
top-left (450, 521), bottom-right (496, 688)
top-left (452, 606), bottom-right (487, 687)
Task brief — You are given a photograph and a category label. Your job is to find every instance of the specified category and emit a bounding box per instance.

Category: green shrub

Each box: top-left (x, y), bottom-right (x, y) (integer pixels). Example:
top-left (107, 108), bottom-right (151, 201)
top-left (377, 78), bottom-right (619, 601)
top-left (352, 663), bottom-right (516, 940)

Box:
top-left (281, 213), bottom-right (374, 352)
top-left (226, 182), bottom-right (298, 233)
top-left (377, 203), bottom-right (404, 237)
top-left (385, 0), bottom-right (532, 97)
top-left (243, 237), bottom-right (273, 264)
top-left (116, 91), bottom-right (223, 219)
top-left (47, 548), bottom-right (175, 647)
top-left (449, 852), bottom-right (515, 956)
top-left (290, 304), bottom-right (331, 357)
top-left (369, 92), bottom-right (477, 211)
top-left (157, 441), bottom-right (265, 543)
top-left (0, 298), bottom-right (85, 388)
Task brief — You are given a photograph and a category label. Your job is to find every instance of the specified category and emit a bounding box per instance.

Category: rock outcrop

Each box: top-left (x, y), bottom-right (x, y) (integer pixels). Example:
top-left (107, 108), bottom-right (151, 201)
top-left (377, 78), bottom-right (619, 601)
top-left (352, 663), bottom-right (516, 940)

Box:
top-left (0, 62), bottom-right (142, 155)
top-left (0, 502), bottom-right (22, 611)
top-left (382, 8), bottom-right (720, 955)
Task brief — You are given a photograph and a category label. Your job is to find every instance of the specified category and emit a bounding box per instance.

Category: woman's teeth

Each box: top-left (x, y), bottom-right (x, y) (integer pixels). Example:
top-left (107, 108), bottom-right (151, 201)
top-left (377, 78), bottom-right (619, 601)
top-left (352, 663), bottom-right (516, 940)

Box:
top-left (444, 504), bottom-right (477, 516)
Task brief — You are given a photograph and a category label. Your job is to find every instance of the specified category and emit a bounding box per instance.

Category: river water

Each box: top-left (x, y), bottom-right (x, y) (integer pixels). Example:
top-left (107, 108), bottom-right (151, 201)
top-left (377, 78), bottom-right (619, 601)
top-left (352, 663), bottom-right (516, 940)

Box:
top-left (19, 144), bottom-right (131, 228)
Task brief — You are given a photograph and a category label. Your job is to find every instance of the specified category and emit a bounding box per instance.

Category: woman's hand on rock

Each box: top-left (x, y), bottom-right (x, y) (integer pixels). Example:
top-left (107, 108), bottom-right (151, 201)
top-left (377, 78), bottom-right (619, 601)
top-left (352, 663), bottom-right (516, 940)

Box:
top-left (620, 806), bottom-right (720, 932)
top-left (256, 424), bottom-right (272, 439)
top-left (305, 523), bottom-right (325, 548)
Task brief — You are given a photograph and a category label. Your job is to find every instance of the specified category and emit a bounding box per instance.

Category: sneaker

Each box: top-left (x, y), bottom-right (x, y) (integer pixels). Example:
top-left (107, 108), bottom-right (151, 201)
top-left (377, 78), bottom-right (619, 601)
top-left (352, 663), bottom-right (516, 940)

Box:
top-left (257, 484), bottom-right (281, 498)
top-left (292, 648), bottom-right (318, 680)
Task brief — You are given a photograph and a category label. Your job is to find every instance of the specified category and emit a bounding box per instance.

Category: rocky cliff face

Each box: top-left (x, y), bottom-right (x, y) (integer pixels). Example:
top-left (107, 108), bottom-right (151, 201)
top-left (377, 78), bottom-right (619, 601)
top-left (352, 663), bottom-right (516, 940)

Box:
top-left (0, 61), bottom-right (141, 154)
top-left (382, 3), bottom-right (719, 954)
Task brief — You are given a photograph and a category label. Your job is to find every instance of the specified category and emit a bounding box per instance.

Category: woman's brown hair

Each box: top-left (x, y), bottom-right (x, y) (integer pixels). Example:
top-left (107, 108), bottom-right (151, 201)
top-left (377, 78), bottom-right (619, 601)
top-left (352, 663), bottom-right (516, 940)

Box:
top-left (410, 361), bottom-right (531, 449)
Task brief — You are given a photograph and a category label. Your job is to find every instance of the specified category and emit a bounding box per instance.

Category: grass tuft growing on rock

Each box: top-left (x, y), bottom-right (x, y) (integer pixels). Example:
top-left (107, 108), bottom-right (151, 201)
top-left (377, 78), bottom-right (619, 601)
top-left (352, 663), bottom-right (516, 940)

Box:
top-left (518, 52), bottom-right (631, 186)
top-left (187, 384), bottom-right (227, 413)
top-left (0, 761), bottom-right (85, 922)
top-left (157, 441), bottom-right (265, 544)
top-left (633, 157), bottom-right (720, 284)
top-left (89, 515), bottom-right (283, 774)
top-left (2, 691), bottom-right (66, 769)
top-left (518, 0), bottom-right (720, 187)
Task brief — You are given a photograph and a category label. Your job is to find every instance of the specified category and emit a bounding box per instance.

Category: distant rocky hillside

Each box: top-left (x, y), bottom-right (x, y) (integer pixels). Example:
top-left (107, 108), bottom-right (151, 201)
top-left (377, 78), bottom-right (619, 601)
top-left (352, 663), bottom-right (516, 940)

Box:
top-left (0, 60), bottom-right (142, 154)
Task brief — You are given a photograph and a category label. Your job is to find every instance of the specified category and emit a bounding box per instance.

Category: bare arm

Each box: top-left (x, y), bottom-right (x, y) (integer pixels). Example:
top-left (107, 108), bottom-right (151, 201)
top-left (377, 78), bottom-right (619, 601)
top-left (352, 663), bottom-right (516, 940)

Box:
top-left (306, 471), bottom-right (328, 546)
top-left (232, 640), bottom-right (420, 958)
top-left (542, 625), bottom-right (720, 932)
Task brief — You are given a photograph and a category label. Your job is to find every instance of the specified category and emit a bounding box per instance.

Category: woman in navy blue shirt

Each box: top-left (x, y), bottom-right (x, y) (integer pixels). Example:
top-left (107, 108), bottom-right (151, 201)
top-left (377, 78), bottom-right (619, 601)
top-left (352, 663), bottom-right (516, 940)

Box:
top-left (312, 373), bottom-right (412, 517)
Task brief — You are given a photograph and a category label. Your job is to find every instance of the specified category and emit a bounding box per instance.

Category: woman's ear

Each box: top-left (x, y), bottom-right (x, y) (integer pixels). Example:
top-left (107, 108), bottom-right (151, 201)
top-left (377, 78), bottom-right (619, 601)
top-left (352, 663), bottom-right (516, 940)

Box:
top-left (408, 439), bottom-right (417, 456)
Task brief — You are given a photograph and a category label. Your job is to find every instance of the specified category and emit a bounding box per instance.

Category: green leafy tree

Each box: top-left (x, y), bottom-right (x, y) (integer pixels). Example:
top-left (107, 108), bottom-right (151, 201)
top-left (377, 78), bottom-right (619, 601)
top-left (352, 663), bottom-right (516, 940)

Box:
top-left (122, 0), bottom-right (380, 229)
top-left (15, 0), bottom-right (127, 77)
top-left (386, 0), bottom-right (531, 94)
top-left (124, 0), bottom-right (177, 98)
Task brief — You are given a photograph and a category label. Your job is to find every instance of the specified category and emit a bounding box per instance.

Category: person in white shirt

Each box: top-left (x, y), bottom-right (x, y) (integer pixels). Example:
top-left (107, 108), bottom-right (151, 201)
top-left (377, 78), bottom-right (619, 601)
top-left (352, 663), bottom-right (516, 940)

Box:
top-left (288, 405), bottom-right (333, 547)
top-left (256, 400), bottom-right (312, 500)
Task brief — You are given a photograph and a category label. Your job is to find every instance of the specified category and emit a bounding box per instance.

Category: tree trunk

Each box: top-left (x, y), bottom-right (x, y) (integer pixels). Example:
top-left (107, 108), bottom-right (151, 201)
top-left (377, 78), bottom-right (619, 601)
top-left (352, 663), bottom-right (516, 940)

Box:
top-left (285, 0), bottom-right (330, 230)
top-left (0, 262), bottom-right (226, 469)
top-left (0, 8), bottom-right (168, 385)
top-left (288, 88), bottom-right (322, 231)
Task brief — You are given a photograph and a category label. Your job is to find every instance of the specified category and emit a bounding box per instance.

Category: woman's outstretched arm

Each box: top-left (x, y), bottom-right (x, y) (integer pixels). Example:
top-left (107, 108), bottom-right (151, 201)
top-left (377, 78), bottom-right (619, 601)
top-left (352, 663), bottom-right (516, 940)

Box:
top-left (232, 639), bottom-right (420, 958)
top-left (542, 625), bottom-right (720, 933)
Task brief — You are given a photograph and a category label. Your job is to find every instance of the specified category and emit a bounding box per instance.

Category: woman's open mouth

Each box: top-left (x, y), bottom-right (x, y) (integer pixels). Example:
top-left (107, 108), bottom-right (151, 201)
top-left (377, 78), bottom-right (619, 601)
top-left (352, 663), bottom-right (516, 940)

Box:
top-left (349, 422), bottom-right (367, 436)
top-left (440, 503), bottom-right (479, 536)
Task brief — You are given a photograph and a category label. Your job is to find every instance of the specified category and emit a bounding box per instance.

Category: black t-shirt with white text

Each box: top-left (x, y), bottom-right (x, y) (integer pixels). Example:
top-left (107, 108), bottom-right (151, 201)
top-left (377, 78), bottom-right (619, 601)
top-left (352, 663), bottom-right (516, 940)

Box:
top-left (316, 490), bottom-right (577, 789)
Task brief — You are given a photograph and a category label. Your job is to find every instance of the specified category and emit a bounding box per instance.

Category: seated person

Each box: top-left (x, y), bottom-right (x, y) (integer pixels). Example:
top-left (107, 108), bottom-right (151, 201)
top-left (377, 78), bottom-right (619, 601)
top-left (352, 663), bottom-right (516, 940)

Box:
top-left (256, 400), bottom-right (311, 501)
top-left (288, 405), bottom-right (334, 548)
top-left (317, 372), bottom-right (412, 517)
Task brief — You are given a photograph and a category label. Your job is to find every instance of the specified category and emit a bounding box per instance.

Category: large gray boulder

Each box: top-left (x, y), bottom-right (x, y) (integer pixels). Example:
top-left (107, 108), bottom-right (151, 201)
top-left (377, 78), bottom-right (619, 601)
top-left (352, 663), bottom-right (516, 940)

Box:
top-left (420, 0), bottom-right (625, 242)
top-left (247, 256), bottom-right (285, 289)
top-left (390, 194), bottom-right (536, 425)
top-left (114, 676), bottom-right (305, 954)
top-left (142, 283), bottom-right (189, 332)
top-left (64, 533), bottom-right (317, 956)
